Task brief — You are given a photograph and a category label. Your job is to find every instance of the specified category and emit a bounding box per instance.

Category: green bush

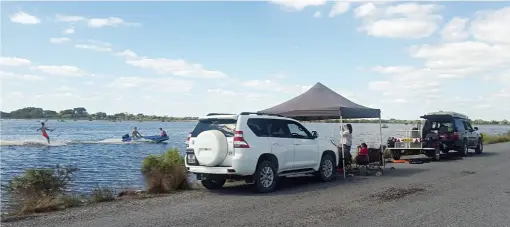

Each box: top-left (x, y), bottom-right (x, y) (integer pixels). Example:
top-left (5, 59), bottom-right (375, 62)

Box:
top-left (2, 165), bottom-right (79, 214)
top-left (482, 130), bottom-right (510, 145)
top-left (91, 186), bottom-right (116, 203)
top-left (141, 148), bottom-right (189, 193)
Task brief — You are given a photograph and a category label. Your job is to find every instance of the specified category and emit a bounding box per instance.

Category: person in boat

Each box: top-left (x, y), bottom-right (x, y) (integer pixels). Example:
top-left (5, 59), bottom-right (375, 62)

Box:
top-left (159, 128), bottom-right (167, 137)
top-left (37, 122), bottom-right (54, 144)
top-left (132, 127), bottom-right (143, 139)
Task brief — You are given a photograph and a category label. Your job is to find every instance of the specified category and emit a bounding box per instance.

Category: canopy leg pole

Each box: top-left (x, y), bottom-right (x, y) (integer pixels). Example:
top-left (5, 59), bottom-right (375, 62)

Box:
top-left (340, 115), bottom-right (346, 180)
top-left (379, 116), bottom-right (384, 169)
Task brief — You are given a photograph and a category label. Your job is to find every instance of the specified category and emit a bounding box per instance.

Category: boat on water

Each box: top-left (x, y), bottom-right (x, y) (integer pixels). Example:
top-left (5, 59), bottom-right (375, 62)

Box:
top-left (121, 134), bottom-right (169, 143)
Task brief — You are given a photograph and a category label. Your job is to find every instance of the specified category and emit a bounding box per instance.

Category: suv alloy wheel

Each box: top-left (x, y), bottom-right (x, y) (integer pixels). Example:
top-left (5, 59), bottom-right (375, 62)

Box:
top-left (460, 139), bottom-right (469, 157)
top-left (254, 160), bottom-right (279, 193)
top-left (316, 153), bottom-right (336, 181)
top-left (475, 138), bottom-right (483, 154)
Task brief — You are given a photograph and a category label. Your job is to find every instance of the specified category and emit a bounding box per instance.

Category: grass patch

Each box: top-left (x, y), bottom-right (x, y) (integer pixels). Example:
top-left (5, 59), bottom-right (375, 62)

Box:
top-left (2, 165), bottom-right (79, 214)
top-left (91, 186), bottom-right (116, 203)
top-left (2, 165), bottom-right (120, 216)
top-left (482, 130), bottom-right (510, 145)
top-left (141, 148), bottom-right (190, 194)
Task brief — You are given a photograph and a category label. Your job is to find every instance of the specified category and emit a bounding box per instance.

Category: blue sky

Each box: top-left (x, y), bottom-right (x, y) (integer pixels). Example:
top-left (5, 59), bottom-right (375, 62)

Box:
top-left (1, 1), bottom-right (509, 120)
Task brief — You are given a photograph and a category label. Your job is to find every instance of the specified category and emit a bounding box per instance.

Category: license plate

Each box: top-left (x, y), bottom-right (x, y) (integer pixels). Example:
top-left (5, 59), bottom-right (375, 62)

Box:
top-left (187, 154), bottom-right (196, 164)
top-left (401, 138), bottom-right (414, 142)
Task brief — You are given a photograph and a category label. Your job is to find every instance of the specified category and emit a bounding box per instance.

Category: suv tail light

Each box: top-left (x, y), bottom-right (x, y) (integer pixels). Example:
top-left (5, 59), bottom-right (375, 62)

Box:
top-left (233, 130), bottom-right (250, 148)
top-left (452, 132), bottom-right (460, 140)
top-left (185, 132), bottom-right (191, 146)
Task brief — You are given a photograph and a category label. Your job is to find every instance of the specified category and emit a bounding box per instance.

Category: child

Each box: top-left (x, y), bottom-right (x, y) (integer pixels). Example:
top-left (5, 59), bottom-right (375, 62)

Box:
top-left (37, 122), bottom-right (54, 144)
top-left (356, 143), bottom-right (369, 165)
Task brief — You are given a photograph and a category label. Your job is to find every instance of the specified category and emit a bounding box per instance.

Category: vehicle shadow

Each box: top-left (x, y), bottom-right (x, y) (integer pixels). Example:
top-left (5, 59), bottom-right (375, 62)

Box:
top-left (210, 167), bottom-right (428, 196)
top-left (438, 154), bottom-right (464, 162)
top-left (468, 152), bottom-right (498, 158)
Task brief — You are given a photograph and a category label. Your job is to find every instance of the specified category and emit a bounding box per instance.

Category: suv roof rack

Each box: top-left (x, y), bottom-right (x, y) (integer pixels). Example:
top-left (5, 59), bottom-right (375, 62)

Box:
top-left (420, 111), bottom-right (469, 119)
top-left (206, 113), bottom-right (235, 116)
top-left (240, 112), bottom-right (284, 117)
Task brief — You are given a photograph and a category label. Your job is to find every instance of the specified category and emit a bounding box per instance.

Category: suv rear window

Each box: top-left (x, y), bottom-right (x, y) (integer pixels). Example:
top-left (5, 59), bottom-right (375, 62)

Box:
top-left (424, 119), bottom-right (455, 134)
top-left (191, 118), bottom-right (237, 137)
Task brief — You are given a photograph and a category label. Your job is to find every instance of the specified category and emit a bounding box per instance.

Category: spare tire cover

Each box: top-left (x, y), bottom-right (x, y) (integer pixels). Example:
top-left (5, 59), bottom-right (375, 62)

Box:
top-left (194, 130), bottom-right (228, 167)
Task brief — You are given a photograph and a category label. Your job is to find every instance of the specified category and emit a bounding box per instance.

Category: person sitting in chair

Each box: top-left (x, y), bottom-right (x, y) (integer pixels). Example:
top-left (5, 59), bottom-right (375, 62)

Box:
top-left (355, 143), bottom-right (370, 165)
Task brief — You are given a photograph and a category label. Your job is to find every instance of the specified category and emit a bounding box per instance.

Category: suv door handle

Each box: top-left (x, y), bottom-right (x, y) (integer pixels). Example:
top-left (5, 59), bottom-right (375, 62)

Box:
top-left (295, 143), bottom-right (301, 146)
top-left (272, 142), bottom-right (280, 146)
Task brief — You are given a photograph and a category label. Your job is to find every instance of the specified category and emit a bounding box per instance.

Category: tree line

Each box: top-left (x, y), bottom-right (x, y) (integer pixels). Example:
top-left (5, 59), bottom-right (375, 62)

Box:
top-left (317, 118), bottom-right (509, 125)
top-left (0, 107), bottom-right (508, 125)
top-left (0, 107), bottom-right (198, 122)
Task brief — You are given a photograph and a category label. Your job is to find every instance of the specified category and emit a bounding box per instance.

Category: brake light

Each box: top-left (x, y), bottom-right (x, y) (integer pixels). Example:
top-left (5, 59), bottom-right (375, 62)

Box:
top-left (233, 130), bottom-right (250, 148)
top-left (453, 132), bottom-right (460, 140)
top-left (185, 132), bottom-right (191, 146)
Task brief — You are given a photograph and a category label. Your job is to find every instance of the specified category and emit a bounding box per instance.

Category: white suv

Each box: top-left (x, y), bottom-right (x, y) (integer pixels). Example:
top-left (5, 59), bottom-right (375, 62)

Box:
top-left (185, 112), bottom-right (339, 193)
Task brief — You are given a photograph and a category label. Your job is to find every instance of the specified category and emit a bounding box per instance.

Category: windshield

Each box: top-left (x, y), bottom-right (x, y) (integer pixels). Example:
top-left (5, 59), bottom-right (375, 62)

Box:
top-left (191, 118), bottom-right (237, 137)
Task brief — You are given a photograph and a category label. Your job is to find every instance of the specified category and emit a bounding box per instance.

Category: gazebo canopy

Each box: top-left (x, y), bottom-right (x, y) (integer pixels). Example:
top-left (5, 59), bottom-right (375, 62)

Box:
top-left (259, 82), bottom-right (380, 120)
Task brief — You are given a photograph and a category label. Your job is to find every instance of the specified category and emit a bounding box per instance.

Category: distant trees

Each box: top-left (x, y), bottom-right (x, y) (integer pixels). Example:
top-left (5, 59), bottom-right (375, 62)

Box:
top-left (0, 107), bottom-right (199, 122)
top-left (1, 107), bottom-right (508, 125)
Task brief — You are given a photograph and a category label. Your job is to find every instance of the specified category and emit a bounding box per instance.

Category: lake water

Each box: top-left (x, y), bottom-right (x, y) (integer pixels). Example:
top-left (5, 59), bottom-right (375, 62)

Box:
top-left (1, 119), bottom-right (509, 209)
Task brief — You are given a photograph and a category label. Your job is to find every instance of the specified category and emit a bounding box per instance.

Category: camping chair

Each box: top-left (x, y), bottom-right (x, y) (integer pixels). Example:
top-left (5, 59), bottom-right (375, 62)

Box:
top-left (354, 152), bottom-right (370, 174)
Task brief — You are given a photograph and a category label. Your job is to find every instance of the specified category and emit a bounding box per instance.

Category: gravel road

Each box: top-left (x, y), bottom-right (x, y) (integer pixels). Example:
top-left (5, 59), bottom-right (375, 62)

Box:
top-left (3, 142), bottom-right (510, 227)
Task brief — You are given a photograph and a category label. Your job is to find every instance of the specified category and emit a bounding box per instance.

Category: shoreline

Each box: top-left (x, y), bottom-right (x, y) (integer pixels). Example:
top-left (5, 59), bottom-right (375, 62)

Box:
top-left (1, 118), bottom-right (509, 125)
top-left (1, 142), bottom-right (510, 226)
top-left (2, 141), bottom-right (510, 223)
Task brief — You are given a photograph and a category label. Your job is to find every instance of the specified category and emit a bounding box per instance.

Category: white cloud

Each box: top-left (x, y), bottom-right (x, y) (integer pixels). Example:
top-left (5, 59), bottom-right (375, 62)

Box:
top-left (126, 57), bottom-right (228, 79)
top-left (441, 17), bottom-right (469, 42)
top-left (242, 79), bottom-right (310, 94)
top-left (9, 11), bottom-right (40, 25)
top-left (75, 44), bottom-right (112, 52)
top-left (55, 14), bottom-right (140, 28)
top-left (0, 57), bottom-right (31, 67)
top-left (35, 65), bottom-right (86, 77)
top-left (372, 66), bottom-right (415, 74)
top-left (55, 14), bottom-right (86, 22)
top-left (381, 98), bottom-right (407, 104)
top-left (0, 71), bottom-right (43, 81)
top-left (6, 92), bottom-right (25, 99)
top-left (356, 3), bottom-right (443, 39)
top-left (409, 41), bottom-right (510, 72)
top-left (63, 26), bottom-right (75, 34)
top-left (367, 6), bottom-right (510, 113)
top-left (74, 39), bottom-right (113, 52)
top-left (108, 76), bottom-right (194, 92)
top-left (269, 0), bottom-right (326, 11)
top-left (87, 17), bottom-right (139, 28)
top-left (313, 11), bottom-right (322, 18)
top-left (50, 37), bottom-right (71, 44)
top-left (329, 2), bottom-right (350, 17)
top-left (470, 7), bottom-right (510, 44)
top-left (354, 3), bottom-right (377, 18)
top-left (115, 49), bottom-right (139, 59)
top-left (56, 85), bottom-right (76, 92)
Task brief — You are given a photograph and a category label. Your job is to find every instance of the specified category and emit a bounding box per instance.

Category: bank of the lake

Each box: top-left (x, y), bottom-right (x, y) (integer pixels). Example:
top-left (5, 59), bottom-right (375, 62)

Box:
top-left (1, 119), bottom-right (510, 214)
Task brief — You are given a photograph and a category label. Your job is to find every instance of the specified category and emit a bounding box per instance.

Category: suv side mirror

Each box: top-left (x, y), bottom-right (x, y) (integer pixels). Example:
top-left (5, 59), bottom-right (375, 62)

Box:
top-left (311, 131), bottom-right (318, 139)
top-left (474, 127), bottom-right (478, 131)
